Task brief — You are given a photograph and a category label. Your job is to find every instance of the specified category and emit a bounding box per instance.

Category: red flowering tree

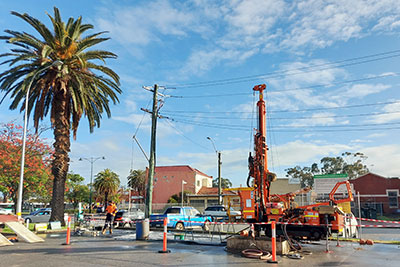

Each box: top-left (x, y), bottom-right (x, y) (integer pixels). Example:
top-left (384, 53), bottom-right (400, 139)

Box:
top-left (0, 122), bottom-right (53, 210)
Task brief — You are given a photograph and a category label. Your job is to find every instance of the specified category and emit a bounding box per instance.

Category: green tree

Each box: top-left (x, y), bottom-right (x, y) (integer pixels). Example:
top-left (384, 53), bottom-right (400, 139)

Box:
top-left (168, 190), bottom-right (191, 204)
top-left (285, 152), bottom-right (369, 187)
top-left (127, 169), bottom-right (146, 197)
top-left (212, 177), bottom-right (232, 189)
top-left (0, 8), bottom-right (121, 223)
top-left (65, 173), bottom-right (89, 209)
top-left (93, 169), bottom-right (120, 206)
top-left (0, 122), bottom-right (53, 210)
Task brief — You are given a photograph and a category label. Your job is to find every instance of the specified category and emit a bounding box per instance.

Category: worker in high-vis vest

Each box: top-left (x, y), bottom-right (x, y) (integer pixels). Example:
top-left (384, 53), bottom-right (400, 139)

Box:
top-left (102, 200), bottom-right (118, 235)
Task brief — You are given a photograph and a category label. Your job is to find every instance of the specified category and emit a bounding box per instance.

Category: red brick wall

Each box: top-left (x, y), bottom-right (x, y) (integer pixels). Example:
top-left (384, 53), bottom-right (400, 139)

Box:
top-left (152, 167), bottom-right (197, 204)
top-left (350, 173), bottom-right (400, 214)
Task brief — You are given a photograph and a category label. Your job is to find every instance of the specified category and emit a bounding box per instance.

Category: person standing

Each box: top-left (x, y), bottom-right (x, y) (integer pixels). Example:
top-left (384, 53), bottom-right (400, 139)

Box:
top-left (102, 200), bottom-right (117, 235)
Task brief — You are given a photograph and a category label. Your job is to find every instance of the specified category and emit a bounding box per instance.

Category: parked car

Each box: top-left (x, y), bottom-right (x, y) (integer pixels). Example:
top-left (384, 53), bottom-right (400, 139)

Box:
top-left (0, 207), bottom-right (13, 215)
top-left (23, 209), bottom-right (51, 223)
top-left (150, 206), bottom-right (211, 230)
top-left (204, 205), bottom-right (241, 221)
top-left (114, 208), bottom-right (145, 228)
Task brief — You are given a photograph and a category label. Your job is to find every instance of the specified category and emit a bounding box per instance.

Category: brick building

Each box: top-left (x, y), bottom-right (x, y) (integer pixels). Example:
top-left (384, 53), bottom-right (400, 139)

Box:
top-left (349, 173), bottom-right (400, 215)
top-left (150, 165), bottom-right (213, 204)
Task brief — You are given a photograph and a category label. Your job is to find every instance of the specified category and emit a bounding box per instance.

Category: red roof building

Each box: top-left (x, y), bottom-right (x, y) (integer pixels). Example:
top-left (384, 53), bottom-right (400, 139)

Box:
top-left (149, 165), bottom-right (213, 204)
top-left (349, 173), bottom-right (400, 215)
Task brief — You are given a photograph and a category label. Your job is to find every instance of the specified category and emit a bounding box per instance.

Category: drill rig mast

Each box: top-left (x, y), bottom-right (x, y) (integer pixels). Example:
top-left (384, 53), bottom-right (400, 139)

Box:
top-left (247, 84), bottom-right (277, 223)
top-left (244, 84), bottom-right (354, 240)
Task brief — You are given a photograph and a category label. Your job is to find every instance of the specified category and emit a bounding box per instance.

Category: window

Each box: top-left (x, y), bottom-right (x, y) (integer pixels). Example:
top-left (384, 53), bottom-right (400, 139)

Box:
top-left (190, 199), bottom-right (205, 205)
top-left (388, 190), bottom-right (398, 208)
top-left (197, 180), bottom-right (200, 186)
top-left (165, 208), bottom-right (180, 214)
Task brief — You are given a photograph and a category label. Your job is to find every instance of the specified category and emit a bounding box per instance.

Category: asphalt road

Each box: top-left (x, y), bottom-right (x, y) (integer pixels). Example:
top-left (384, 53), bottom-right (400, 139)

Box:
top-left (1, 229), bottom-right (399, 267)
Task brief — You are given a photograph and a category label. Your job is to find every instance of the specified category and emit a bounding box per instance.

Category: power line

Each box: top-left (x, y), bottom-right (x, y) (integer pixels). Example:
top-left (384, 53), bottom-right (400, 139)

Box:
top-left (160, 110), bottom-right (400, 120)
top-left (162, 100), bottom-right (400, 114)
top-left (165, 120), bottom-right (210, 151)
top-left (172, 117), bottom-right (400, 132)
top-left (169, 72), bottom-right (399, 98)
top-left (167, 49), bottom-right (400, 88)
top-left (170, 117), bottom-right (400, 131)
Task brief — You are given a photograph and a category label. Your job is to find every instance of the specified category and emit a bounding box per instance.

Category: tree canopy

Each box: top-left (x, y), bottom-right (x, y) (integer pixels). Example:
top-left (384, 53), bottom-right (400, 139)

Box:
top-left (0, 7), bottom-right (121, 223)
top-left (0, 122), bottom-right (53, 209)
top-left (212, 177), bottom-right (232, 189)
top-left (285, 152), bottom-right (369, 187)
top-left (127, 169), bottom-right (146, 197)
top-left (93, 168), bottom-right (120, 205)
top-left (65, 172), bottom-right (89, 209)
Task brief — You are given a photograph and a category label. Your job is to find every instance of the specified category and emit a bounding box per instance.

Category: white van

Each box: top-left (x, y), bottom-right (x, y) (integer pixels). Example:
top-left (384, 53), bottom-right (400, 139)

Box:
top-left (342, 213), bottom-right (359, 238)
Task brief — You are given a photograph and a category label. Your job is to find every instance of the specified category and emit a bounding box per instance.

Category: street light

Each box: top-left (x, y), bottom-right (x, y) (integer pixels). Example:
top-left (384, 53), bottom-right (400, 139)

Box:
top-left (181, 180), bottom-right (187, 207)
top-left (207, 137), bottom-right (222, 205)
top-left (16, 60), bottom-right (63, 219)
top-left (79, 156), bottom-right (105, 213)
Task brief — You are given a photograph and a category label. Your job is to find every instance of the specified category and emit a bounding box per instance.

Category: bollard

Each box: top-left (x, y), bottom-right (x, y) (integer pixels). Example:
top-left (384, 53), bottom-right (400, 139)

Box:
top-left (62, 216), bottom-right (71, 245)
top-left (267, 221), bottom-right (278, 264)
top-left (158, 218), bottom-right (171, 253)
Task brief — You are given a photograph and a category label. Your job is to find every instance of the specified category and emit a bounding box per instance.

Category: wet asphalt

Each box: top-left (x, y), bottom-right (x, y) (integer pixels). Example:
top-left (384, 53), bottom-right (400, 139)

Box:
top-left (1, 229), bottom-right (399, 267)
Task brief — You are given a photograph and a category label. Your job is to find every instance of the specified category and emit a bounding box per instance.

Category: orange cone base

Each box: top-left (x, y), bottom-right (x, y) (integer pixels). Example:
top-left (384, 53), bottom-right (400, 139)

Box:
top-left (325, 250), bottom-right (333, 253)
top-left (158, 249), bottom-right (171, 253)
top-left (267, 259), bottom-right (278, 264)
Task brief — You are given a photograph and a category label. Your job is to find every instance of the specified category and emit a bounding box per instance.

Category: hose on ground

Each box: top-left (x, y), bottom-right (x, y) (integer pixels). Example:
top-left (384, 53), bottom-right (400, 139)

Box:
top-left (241, 242), bottom-right (272, 260)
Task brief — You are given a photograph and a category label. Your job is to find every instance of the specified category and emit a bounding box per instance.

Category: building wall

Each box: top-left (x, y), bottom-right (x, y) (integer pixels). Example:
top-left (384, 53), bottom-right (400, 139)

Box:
top-left (150, 166), bottom-right (212, 204)
top-left (350, 173), bottom-right (400, 214)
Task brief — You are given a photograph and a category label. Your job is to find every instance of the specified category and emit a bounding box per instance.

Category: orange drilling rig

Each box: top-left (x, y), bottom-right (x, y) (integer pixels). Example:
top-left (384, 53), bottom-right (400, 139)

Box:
top-left (241, 84), bottom-right (354, 240)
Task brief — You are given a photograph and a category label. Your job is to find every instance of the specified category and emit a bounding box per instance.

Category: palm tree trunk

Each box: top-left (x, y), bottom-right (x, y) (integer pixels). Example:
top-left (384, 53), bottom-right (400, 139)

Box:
top-left (50, 92), bottom-right (70, 225)
top-left (105, 192), bottom-right (109, 207)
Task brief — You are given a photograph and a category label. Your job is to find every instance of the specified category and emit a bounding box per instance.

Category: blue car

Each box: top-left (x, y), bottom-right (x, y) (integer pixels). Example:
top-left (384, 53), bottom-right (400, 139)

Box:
top-left (150, 206), bottom-right (211, 230)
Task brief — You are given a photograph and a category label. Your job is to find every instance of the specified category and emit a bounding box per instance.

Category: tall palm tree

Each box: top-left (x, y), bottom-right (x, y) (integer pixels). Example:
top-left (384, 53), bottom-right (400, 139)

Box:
top-left (94, 169), bottom-right (120, 206)
top-left (127, 169), bottom-right (146, 198)
top-left (0, 7), bottom-right (121, 222)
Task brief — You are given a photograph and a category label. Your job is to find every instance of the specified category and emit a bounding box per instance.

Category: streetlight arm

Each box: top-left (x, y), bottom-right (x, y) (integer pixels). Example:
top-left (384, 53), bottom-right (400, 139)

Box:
top-left (207, 137), bottom-right (218, 154)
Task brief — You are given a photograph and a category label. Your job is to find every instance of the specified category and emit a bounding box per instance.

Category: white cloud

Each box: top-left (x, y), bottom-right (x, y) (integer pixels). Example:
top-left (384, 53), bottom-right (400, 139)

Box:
top-left (363, 145), bottom-right (400, 177)
top-left (369, 101), bottom-right (400, 123)
top-left (96, 0), bottom-right (201, 46)
top-left (95, 1), bottom-right (400, 75)
top-left (339, 83), bottom-right (390, 99)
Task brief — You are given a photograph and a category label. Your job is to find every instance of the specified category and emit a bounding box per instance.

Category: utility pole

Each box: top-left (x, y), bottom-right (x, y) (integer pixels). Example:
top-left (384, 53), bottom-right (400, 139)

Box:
top-left (145, 84), bottom-right (159, 218)
top-left (217, 151), bottom-right (222, 205)
top-left (207, 137), bottom-right (222, 205)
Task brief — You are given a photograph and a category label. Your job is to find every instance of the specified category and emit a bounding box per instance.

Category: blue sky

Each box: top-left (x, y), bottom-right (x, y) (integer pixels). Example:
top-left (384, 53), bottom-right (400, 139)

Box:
top-left (1, 0), bottom-right (400, 188)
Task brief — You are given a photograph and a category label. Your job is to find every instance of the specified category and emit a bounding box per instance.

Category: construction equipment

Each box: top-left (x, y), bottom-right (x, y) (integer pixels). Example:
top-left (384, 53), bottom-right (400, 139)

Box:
top-left (240, 84), bottom-right (354, 240)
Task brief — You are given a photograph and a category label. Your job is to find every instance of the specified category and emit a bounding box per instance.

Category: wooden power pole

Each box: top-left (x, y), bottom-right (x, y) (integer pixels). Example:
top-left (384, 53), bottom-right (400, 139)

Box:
top-left (145, 84), bottom-right (159, 218)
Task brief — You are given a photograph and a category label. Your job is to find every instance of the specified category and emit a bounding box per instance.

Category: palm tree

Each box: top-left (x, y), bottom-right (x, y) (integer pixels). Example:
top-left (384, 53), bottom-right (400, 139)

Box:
top-left (94, 169), bottom-right (120, 206)
top-left (0, 7), bottom-right (121, 223)
top-left (127, 169), bottom-right (146, 198)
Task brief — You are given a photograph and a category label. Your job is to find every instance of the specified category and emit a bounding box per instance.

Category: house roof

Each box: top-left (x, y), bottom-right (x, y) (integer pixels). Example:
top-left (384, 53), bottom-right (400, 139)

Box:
top-left (352, 172), bottom-right (389, 181)
top-left (154, 165), bottom-right (212, 178)
top-left (195, 186), bottom-right (237, 196)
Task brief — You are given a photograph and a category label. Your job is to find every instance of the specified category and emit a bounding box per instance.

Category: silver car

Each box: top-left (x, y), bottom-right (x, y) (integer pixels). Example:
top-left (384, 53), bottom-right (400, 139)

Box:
top-left (23, 209), bottom-right (51, 223)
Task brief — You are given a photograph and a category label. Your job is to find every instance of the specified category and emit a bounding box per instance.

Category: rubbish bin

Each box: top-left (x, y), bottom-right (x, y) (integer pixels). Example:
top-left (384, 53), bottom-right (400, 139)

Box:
top-left (136, 219), bottom-right (149, 240)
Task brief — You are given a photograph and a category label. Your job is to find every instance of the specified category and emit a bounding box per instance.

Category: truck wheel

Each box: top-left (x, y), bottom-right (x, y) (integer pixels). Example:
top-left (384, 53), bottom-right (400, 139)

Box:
top-left (175, 222), bottom-right (184, 230)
